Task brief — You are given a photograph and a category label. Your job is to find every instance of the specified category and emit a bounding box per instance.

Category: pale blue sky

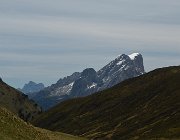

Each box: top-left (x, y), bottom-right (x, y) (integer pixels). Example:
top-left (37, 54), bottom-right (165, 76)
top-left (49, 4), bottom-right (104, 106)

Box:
top-left (0, 0), bottom-right (180, 88)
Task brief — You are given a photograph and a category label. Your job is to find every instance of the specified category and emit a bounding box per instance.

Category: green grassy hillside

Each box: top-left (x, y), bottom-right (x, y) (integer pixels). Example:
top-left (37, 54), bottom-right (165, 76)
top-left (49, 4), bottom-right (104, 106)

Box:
top-left (33, 66), bottom-right (180, 140)
top-left (0, 107), bottom-right (86, 140)
top-left (0, 79), bottom-right (42, 121)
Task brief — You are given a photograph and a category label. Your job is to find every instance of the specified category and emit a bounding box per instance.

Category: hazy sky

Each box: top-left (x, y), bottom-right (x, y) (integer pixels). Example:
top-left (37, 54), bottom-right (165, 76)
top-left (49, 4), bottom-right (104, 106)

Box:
top-left (0, 0), bottom-right (180, 88)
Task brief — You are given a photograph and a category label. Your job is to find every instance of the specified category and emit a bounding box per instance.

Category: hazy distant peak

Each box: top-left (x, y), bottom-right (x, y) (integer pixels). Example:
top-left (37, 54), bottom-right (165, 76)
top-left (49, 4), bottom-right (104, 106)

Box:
top-left (20, 81), bottom-right (45, 94)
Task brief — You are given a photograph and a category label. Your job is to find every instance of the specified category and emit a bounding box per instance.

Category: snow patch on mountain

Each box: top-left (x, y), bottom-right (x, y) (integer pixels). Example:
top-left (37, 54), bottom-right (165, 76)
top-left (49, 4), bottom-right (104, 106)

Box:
top-left (50, 82), bottom-right (74, 96)
top-left (87, 83), bottom-right (97, 89)
top-left (128, 53), bottom-right (140, 60)
top-left (117, 60), bottom-right (123, 65)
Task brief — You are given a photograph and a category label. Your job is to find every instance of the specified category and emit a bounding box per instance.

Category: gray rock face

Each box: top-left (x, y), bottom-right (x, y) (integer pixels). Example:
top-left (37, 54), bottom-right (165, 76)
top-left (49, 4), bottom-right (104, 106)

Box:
top-left (97, 53), bottom-right (145, 90)
top-left (46, 72), bottom-right (81, 97)
top-left (31, 53), bottom-right (145, 110)
top-left (29, 72), bottom-right (81, 110)
top-left (19, 81), bottom-right (45, 94)
top-left (70, 68), bottom-right (101, 98)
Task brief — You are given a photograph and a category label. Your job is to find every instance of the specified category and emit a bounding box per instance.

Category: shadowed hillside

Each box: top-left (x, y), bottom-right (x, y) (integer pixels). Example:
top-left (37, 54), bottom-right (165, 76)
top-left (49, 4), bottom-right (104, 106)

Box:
top-left (0, 79), bottom-right (41, 121)
top-left (33, 66), bottom-right (180, 140)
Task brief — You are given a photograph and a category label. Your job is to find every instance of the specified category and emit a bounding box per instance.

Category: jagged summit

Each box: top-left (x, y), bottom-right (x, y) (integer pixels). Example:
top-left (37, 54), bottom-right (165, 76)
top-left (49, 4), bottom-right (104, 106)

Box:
top-left (128, 53), bottom-right (141, 60)
top-left (97, 53), bottom-right (145, 90)
top-left (19, 81), bottom-right (45, 94)
top-left (81, 68), bottom-right (96, 79)
top-left (30, 53), bottom-right (145, 110)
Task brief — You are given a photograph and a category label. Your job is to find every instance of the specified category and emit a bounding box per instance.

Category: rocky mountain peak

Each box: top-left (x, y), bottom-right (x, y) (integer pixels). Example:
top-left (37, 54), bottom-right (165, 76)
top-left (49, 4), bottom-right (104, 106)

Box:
top-left (129, 53), bottom-right (145, 73)
top-left (56, 72), bottom-right (81, 87)
top-left (28, 81), bottom-right (36, 85)
top-left (117, 53), bottom-right (130, 60)
top-left (97, 53), bottom-right (145, 90)
top-left (128, 53), bottom-right (141, 60)
top-left (81, 68), bottom-right (97, 81)
top-left (19, 81), bottom-right (45, 94)
top-left (30, 53), bottom-right (145, 110)
top-left (82, 68), bottom-right (96, 77)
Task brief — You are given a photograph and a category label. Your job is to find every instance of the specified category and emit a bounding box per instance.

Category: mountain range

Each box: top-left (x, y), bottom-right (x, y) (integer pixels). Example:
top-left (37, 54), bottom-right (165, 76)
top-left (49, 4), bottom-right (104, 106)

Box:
top-left (0, 55), bottom-right (179, 140)
top-left (33, 66), bottom-right (180, 140)
top-left (30, 53), bottom-right (145, 110)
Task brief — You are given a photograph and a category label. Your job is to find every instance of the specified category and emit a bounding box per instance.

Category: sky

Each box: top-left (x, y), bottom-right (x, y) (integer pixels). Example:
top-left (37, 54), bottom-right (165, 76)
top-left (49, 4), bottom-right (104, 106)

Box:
top-left (0, 0), bottom-right (180, 88)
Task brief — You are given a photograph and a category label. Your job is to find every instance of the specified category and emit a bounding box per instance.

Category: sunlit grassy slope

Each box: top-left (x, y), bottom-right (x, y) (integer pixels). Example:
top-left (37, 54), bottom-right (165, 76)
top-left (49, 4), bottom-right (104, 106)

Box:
top-left (0, 107), bottom-right (86, 140)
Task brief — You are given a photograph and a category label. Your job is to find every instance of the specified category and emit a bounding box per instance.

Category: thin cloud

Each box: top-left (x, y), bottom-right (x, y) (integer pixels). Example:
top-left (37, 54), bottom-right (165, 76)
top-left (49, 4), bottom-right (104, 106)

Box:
top-left (0, 0), bottom-right (180, 88)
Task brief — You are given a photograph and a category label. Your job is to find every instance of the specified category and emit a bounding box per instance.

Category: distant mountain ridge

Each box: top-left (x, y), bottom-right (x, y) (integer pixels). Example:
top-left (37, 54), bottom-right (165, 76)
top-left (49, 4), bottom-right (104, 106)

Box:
top-left (19, 81), bottom-right (45, 94)
top-left (31, 53), bottom-right (145, 110)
